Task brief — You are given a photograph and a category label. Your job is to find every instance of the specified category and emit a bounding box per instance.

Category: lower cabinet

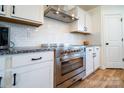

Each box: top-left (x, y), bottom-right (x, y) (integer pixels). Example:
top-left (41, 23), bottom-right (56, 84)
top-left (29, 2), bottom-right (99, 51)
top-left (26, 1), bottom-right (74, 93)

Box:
top-left (0, 56), bottom-right (5, 71)
top-left (86, 47), bottom-right (94, 76)
top-left (0, 51), bottom-right (54, 88)
top-left (0, 72), bottom-right (4, 88)
top-left (85, 46), bottom-right (100, 77)
top-left (11, 62), bottom-right (53, 88)
top-left (93, 47), bottom-right (100, 70)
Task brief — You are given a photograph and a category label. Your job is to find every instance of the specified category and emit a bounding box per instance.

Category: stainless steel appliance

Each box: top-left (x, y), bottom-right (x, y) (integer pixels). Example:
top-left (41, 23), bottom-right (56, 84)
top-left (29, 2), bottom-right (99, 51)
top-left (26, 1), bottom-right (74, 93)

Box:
top-left (0, 27), bottom-right (9, 49)
top-left (44, 5), bottom-right (78, 23)
top-left (54, 45), bottom-right (86, 88)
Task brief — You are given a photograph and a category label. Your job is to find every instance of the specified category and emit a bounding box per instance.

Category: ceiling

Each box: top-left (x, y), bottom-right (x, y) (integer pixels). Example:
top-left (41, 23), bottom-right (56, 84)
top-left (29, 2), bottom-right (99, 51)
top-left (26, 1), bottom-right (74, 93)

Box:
top-left (79, 5), bottom-right (99, 11)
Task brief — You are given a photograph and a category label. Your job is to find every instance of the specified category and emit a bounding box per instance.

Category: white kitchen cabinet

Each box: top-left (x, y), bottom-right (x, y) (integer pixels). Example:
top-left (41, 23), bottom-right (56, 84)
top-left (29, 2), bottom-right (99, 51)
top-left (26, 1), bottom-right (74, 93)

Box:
top-left (0, 56), bottom-right (5, 71)
top-left (70, 7), bottom-right (91, 34)
top-left (86, 47), bottom-right (94, 76)
top-left (12, 52), bottom-right (53, 68)
top-left (0, 56), bottom-right (6, 88)
top-left (0, 72), bottom-right (4, 88)
top-left (11, 52), bottom-right (54, 88)
top-left (85, 46), bottom-right (100, 77)
top-left (10, 5), bottom-right (43, 23)
top-left (70, 7), bottom-right (85, 32)
top-left (0, 5), bottom-right (6, 15)
top-left (85, 12), bottom-right (92, 33)
top-left (93, 46), bottom-right (100, 70)
top-left (12, 62), bottom-right (53, 88)
top-left (0, 56), bottom-right (13, 88)
top-left (0, 5), bottom-right (43, 26)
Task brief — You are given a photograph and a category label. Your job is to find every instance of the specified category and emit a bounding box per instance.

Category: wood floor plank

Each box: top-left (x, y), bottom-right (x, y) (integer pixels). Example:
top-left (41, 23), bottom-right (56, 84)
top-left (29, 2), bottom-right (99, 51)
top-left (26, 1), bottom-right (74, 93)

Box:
top-left (70, 69), bottom-right (124, 88)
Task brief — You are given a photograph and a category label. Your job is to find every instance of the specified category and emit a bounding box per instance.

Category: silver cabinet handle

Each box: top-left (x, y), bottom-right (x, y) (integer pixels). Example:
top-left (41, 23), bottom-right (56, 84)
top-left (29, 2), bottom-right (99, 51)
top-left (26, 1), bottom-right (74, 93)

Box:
top-left (0, 77), bottom-right (2, 88)
top-left (96, 48), bottom-right (99, 50)
top-left (89, 49), bottom-right (92, 51)
top-left (93, 53), bottom-right (96, 57)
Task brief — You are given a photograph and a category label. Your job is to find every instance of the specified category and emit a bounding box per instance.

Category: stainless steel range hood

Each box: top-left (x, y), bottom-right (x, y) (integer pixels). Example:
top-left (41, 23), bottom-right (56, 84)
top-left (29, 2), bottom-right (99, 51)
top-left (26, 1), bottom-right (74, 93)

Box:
top-left (44, 5), bottom-right (78, 23)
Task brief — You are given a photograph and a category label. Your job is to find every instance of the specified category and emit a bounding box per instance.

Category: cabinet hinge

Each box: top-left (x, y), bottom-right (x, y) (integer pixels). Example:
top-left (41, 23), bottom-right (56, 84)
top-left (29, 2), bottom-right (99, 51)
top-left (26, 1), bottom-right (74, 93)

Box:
top-left (121, 18), bottom-right (123, 22)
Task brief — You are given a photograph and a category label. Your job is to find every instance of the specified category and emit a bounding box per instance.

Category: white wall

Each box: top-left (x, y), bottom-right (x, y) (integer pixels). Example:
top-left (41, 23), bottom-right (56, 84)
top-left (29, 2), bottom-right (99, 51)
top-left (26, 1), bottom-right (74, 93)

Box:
top-left (0, 17), bottom-right (86, 47)
top-left (86, 7), bottom-right (101, 45)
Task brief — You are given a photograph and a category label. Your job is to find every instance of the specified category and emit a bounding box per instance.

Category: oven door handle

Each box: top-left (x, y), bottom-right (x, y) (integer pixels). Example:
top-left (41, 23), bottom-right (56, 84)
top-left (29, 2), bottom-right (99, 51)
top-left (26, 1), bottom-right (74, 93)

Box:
top-left (61, 57), bottom-right (83, 62)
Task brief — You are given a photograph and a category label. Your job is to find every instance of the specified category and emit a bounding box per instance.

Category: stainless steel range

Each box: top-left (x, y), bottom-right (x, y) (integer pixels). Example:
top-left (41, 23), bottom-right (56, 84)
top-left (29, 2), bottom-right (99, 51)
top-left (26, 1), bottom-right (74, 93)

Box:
top-left (54, 45), bottom-right (86, 88)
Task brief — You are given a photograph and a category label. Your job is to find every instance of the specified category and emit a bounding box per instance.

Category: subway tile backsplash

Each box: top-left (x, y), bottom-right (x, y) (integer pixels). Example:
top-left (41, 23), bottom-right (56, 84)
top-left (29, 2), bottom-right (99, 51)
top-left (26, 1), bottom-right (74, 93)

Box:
top-left (0, 18), bottom-right (86, 47)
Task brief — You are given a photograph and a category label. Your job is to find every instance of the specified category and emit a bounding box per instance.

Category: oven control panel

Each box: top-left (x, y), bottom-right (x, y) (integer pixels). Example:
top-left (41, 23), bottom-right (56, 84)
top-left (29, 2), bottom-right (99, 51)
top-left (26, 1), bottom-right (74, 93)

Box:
top-left (59, 46), bottom-right (85, 62)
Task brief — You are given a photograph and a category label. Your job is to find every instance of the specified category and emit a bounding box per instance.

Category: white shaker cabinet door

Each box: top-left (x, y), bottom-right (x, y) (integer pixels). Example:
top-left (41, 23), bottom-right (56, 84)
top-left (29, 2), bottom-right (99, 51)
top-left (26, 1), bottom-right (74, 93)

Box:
top-left (85, 12), bottom-right (92, 33)
top-left (70, 7), bottom-right (85, 32)
top-left (93, 47), bottom-right (100, 70)
top-left (10, 5), bottom-right (43, 22)
top-left (12, 62), bottom-right (53, 88)
top-left (0, 5), bottom-right (6, 15)
top-left (86, 47), bottom-right (94, 76)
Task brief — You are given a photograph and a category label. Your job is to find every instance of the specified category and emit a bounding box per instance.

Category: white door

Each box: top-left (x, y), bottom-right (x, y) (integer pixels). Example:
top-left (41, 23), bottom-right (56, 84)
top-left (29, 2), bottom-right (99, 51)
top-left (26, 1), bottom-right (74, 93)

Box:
top-left (12, 62), bottom-right (53, 88)
top-left (103, 13), bottom-right (123, 68)
top-left (93, 47), bottom-right (100, 70)
top-left (10, 5), bottom-right (43, 22)
top-left (86, 47), bottom-right (94, 76)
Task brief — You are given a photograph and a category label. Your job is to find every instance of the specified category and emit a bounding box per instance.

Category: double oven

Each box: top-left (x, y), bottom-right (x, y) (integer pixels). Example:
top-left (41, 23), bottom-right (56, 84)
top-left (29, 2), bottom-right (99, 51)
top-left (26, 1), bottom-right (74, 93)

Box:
top-left (54, 46), bottom-right (86, 88)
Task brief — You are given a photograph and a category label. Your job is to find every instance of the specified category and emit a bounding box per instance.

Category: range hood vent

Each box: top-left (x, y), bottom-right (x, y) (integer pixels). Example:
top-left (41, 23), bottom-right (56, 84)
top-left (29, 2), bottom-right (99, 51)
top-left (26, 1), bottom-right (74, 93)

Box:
top-left (44, 6), bottom-right (78, 23)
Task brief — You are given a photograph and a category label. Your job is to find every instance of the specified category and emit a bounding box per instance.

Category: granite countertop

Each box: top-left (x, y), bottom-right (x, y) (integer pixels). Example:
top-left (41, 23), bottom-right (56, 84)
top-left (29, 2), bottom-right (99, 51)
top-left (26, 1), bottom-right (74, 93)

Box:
top-left (0, 45), bottom-right (101, 55)
top-left (0, 47), bottom-right (54, 55)
top-left (84, 45), bottom-right (101, 47)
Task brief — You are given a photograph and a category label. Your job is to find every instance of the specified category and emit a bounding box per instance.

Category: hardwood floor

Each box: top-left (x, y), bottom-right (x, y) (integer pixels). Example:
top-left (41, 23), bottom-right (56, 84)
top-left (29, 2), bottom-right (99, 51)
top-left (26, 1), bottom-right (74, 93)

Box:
top-left (70, 69), bottom-right (124, 88)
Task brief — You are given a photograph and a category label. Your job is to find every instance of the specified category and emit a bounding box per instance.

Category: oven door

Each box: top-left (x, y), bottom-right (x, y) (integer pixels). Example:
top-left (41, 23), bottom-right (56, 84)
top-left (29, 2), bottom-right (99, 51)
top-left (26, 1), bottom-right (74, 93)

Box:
top-left (55, 57), bottom-right (85, 86)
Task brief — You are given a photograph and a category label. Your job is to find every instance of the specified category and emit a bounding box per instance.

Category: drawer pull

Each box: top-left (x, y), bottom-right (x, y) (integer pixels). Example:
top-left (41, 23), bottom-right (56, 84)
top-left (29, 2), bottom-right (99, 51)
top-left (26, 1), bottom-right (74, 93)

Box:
top-left (32, 57), bottom-right (42, 61)
top-left (12, 5), bottom-right (15, 14)
top-left (96, 48), bottom-right (99, 50)
top-left (0, 77), bottom-right (2, 88)
top-left (13, 73), bottom-right (16, 86)
top-left (89, 49), bottom-right (92, 51)
top-left (1, 5), bottom-right (4, 12)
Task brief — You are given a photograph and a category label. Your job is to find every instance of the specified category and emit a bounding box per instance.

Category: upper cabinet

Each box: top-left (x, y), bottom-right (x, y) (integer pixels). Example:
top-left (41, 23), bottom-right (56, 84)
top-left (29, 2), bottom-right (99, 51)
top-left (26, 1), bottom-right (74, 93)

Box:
top-left (0, 5), bottom-right (5, 15)
top-left (70, 7), bottom-right (92, 35)
top-left (0, 5), bottom-right (44, 27)
top-left (85, 12), bottom-right (92, 33)
top-left (10, 5), bottom-right (43, 23)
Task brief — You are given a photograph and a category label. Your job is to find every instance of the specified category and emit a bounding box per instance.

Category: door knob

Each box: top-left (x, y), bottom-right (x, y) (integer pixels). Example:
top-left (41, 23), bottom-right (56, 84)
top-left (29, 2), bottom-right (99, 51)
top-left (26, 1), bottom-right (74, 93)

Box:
top-left (106, 43), bottom-right (109, 45)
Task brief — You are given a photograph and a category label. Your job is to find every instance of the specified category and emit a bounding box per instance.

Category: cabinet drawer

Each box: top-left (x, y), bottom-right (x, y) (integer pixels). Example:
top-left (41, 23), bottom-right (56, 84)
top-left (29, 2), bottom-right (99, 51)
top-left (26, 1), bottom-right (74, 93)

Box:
top-left (12, 51), bottom-right (54, 68)
top-left (57, 72), bottom-right (84, 88)
top-left (86, 47), bottom-right (93, 54)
